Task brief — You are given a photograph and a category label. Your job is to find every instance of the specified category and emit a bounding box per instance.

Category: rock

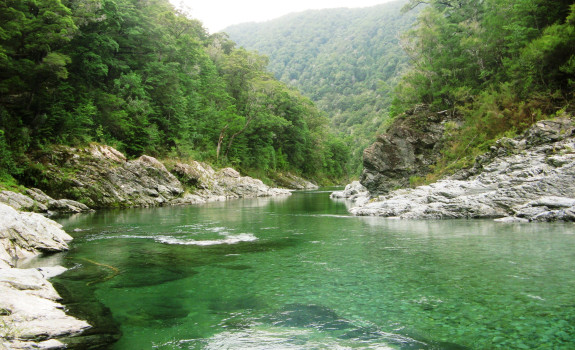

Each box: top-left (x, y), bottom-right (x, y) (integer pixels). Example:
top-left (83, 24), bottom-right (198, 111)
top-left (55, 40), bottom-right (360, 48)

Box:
top-left (0, 203), bottom-right (72, 268)
top-left (330, 181), bottom-right (370, 206)
top-left (172, 162), bottom-right (292, 204)
top-left (494, 217), bottom-right (530, 223)
top-left (360, 109), bottom-right (447, 195)
top-left (349, 118), bottom-right (575, 222)
top-left (172, 161), bottom-right (216, 189)
top-left (0, 191), bottom-right (43, 212)
top-left (0, 204), bottom-right (91, 349)
top-left (26, 145), bottom-right (185, 208)
top-left (270, 172), bottom-right (319, 190)
top-left (24, 144), bottom-right (294, 209)
top-left (0, 268), bottom-right (91, 346)
top-left (0, 189), bottom-right (93, 215)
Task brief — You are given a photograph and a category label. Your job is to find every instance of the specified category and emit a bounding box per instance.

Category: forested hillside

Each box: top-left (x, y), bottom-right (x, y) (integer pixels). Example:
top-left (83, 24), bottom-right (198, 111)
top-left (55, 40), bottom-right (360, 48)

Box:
top-left (0, 0), bottom-right (349, 188)
top-left (225, 0), bottom-right (417, 174)
top-left (395, 0), bottom-right (575, 182)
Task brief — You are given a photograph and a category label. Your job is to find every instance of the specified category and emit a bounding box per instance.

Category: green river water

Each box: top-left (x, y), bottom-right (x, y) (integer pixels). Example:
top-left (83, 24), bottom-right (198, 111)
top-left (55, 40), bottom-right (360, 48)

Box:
top-left (48, 189), bottom-right (575, 349)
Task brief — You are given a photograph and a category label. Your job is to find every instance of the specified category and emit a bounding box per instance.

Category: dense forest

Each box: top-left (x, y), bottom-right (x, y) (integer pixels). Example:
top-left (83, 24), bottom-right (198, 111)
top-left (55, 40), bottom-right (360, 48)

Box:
top-left (0, 0), bottom-right (349, 188)
top-left (228, 0), bottom-right (575, 180)
top-left (226, 1), bottom-right (418, 175)
top-left (396, 0), bottom-right (575, 182)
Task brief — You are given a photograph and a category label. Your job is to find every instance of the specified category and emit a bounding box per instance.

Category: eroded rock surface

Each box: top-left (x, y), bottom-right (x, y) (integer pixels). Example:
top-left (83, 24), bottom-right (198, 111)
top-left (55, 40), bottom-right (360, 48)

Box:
top-left (350, 118), bottom-right (575, 222)
top-left (0, 203), bottom-right (90, 349)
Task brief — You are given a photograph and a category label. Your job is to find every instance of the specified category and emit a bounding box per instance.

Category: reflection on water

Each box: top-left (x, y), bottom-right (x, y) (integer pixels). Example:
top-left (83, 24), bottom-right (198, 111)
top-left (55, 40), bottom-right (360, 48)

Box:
top-left (48, 191), bottom-right (575, 349)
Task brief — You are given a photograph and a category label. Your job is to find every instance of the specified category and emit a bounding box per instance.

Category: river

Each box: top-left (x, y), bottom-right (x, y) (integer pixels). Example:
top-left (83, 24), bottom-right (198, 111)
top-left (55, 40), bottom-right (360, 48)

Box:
top-left (50, 189), bottom-right (575, 349)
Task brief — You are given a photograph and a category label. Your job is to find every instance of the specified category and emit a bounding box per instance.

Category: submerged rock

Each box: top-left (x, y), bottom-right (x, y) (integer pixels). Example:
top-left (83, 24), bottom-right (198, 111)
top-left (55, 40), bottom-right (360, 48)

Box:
top-left (350, 118), bottom-right (575, 222)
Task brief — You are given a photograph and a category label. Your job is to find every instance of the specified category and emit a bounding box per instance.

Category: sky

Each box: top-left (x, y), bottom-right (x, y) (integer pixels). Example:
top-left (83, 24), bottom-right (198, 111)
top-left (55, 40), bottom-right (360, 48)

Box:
top-left (169, 0), bottom-right (398, 33)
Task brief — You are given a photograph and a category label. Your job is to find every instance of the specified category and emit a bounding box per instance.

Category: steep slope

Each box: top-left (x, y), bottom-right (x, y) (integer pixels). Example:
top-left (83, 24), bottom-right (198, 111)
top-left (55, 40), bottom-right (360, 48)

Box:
top-left (225, 0), bottom-right (417, 174)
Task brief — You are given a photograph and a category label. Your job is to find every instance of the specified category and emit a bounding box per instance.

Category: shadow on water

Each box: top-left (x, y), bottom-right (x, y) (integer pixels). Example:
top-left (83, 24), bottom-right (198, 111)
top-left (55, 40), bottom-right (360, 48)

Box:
top-left (50, 235), bottom-right (300, 349)
top-left (261, 303), bottom-right (471, 350)
top-left (51, 278), bottom-right (121, 350)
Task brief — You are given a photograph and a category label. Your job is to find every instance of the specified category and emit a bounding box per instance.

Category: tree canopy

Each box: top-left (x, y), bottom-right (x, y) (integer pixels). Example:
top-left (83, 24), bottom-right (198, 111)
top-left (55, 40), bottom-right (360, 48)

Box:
top-left (0, 0), bottom-right (349, 184)
top-left (225, 0), bottom-right (418, 175)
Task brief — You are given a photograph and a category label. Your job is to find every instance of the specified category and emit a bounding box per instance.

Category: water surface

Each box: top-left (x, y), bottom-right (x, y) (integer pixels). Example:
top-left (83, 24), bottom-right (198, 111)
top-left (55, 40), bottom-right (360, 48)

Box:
top-left (53, 190), bottom-right (575, 349)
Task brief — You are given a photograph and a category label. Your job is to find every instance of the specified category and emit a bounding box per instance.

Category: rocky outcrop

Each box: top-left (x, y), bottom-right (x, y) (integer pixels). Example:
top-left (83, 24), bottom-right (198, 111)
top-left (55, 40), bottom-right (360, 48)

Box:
top-left (0, 203), bottom-right (90, 349)
top-left (171, 162), bottom-right (291, 205)
top-left (26, 144), bottom-right (184, 208)
top-left (24, 144), bottom-right (295, 209)
top-left (360, 108), bottom-right (447, 195)
top-left (0, 188), bottom-right (92, 215)
top-left (350, 118), bottom-right (575, 222)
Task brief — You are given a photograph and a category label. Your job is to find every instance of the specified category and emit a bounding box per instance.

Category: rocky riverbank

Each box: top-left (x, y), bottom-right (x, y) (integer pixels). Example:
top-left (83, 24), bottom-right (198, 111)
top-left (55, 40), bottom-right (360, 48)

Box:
top-left (341, 118), bottom-right (575, 222)
top-left (0, 203), bottom-right (90, 349)
top-left (12, 144), bottom-right (302, 211)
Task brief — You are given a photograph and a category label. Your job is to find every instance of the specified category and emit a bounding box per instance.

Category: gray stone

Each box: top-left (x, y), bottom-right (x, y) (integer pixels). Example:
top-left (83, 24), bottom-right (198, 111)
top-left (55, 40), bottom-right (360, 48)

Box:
top-left (330, 181), bottom-right (370, 206)
top-left (0, 204), bottom-right (72, 267)
top-left (360, 109), bottom-right (447, 195)
top-left (0, 204), bottom-right (90, 349)
top-left (172, 162), bottom-right (292, 204)
top-left (348, 119), bottom-right (575, 222)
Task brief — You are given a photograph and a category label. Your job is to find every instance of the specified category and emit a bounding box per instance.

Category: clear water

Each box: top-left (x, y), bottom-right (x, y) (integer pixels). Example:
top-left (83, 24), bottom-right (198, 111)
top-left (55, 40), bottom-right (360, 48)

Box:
top-left (51, 190), bottom-right (575, 349)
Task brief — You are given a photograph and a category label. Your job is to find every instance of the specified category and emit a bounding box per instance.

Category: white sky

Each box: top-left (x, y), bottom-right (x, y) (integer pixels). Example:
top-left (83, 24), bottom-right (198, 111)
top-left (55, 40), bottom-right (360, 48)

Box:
top-left (169, 0), bottom-right (398, 33)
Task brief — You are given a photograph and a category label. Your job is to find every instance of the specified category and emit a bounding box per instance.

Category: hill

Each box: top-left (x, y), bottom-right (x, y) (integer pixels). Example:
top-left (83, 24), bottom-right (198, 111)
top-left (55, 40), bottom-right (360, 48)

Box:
top-left (225, 0), bottom-right (417, 174)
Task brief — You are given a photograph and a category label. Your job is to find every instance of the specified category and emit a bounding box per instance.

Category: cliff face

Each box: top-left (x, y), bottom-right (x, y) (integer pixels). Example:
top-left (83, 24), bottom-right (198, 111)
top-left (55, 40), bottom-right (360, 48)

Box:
top-left (360, 109), bottom-right (447, 195)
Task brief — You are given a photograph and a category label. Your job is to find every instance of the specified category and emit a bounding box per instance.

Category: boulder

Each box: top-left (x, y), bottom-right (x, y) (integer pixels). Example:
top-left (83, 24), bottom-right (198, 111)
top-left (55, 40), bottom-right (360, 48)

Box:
top-left (0, 203), bottom-right (72, 267)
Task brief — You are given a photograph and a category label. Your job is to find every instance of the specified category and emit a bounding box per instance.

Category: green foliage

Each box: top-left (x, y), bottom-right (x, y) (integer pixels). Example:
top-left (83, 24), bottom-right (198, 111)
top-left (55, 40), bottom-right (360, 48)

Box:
top-left (395, 0), bottom-right (575, 182)
top-left (0, 0), bottom-right (349, 185)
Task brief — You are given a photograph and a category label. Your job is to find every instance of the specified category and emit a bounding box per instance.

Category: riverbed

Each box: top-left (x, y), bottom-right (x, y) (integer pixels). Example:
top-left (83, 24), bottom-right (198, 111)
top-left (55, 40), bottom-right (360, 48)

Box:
top-left (50, 189), bottom-right (575, 349)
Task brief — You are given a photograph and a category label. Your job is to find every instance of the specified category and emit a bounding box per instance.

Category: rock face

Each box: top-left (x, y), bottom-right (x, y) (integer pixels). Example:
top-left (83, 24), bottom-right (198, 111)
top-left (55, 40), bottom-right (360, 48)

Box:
top-left (0, 203), bottom-right (90, 349)
top-left (27, 144), bottom-right (184, 208)
top-left (350, 118), bottom-right (575, 222)
top-left (25, 144), bottom-right (295, 209)
top-left (360, 109), bottom-right (447, 195)
top-left (172, 161), bottom-right (292, 205)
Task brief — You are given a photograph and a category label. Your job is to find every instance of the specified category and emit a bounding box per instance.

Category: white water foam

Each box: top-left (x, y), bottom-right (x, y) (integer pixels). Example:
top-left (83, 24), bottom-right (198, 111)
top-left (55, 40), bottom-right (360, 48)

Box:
top-left (155, 233), bottom-right (258, 246)
top-left (85, 233), bottom-right (258, 246)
